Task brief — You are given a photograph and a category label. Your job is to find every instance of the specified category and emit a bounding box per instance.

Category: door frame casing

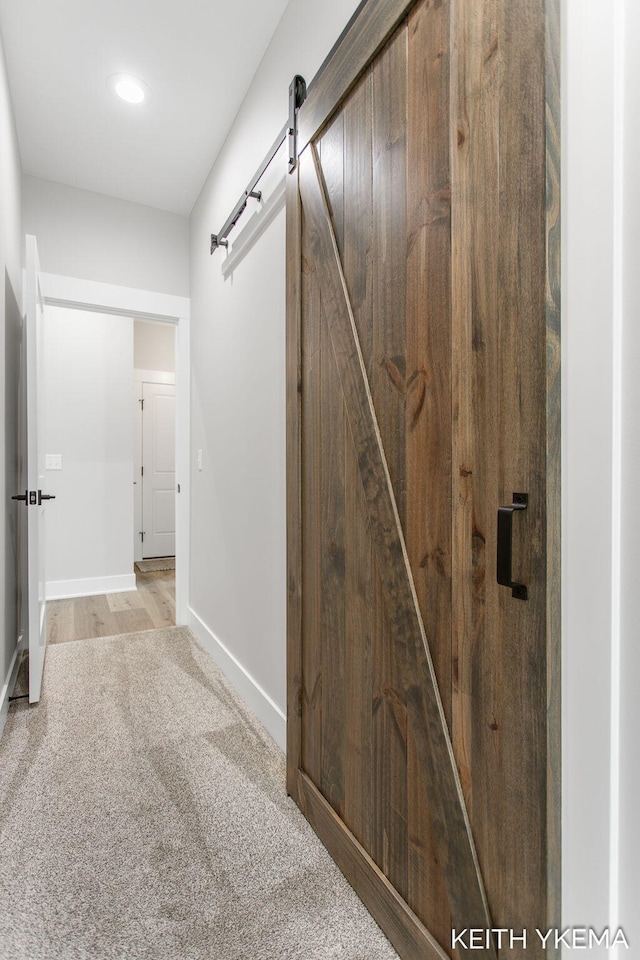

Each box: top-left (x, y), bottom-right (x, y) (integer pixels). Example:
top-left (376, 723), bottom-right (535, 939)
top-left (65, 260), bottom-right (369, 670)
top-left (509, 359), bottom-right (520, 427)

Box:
top-left (39, 272), bottom-right (190, 625)
top-left (286, 0), bottom-right (560, 953)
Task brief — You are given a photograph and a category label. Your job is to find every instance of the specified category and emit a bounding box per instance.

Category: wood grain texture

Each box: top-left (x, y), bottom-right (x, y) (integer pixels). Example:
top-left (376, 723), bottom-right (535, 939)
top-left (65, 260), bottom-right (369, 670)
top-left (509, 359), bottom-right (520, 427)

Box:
top-left (286, 166), bottom-right (303, 803)
top-left (318, 113), bottom-right (346, 256)
top-left (450, 0), bottom-right (553, 950)
top-left (299, 0), bottom-right (414, 155)
top-left (71, 595), bottom-right (114, 641)
top-left (289, 2), bottom-right (560, 956)
top-left (47, 570), bottom-right (174, 644)
top-left (298, 142), bottom-right (495, 953)
top-left (342, 71), bottom-right (375, 854)
top-left (369, 27), bottom-right (408, 903)
top-left (450, 0), bottom-right (503, 932)
top-left (134, 570), bottom-right (174, 630)
top-left (298, 771), bottom-right (448, 960)
top-left (300, 202), bottom-right (323, 791)
top-left (107, 590), bottom-right (142, 613)
top-left (343, 408), bottom-right (375, 852)
top-left (371, 27), bottom-right (407, 522)
top-left (497, 1), bottom-right (548, 945)
top-left (406, 0), bottom-right (452, 730)
top-left (46, 599), bottom-right (75, 644)
top-left (317, 116), bottom-right (347, 818)
top-left (404, 0), bottom-right (455, 949)
top-left (114, 607), bottom-right (156, 635)
top-left (344, 70), bottom-right (374, 384)
top-left (319, 300), bottom-right (347, 817)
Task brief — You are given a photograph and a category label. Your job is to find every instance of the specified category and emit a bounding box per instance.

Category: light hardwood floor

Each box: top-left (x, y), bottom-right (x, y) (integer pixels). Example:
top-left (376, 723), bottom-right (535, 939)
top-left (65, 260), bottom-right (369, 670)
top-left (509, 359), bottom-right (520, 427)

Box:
top-left (47, 569), bottom-right (175, 644)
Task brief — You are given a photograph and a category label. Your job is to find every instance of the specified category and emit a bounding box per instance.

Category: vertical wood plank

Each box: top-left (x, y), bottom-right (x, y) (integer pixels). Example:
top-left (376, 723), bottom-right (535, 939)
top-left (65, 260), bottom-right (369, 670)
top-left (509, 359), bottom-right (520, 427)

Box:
top-left (319, 303), bottom-right (347, 816)
top-left (319, 113), bottom-right (346, 256)
top-left (300, 192), bottom-right (323, 790)
top-left (343, 70), bottom-right (375, 853)
top-left (452, 0), bottom-right (551, 949)
top-left (343, 425), bottom-right (375, 851)
top-left (406, 0), bottom-right (452, 727)
top-left (497, 0), bottom-right (547, 943)
top-left (450, 0), bottom-right (503, 932)
top-left (371, 24), bottom-right (409, 904)
top-left (286, 168), bottom-right (303, 801)
top-left (317, 119), bottom-right (347, 817)
top-left (371, 555), bottom-right (409, 898)
top-left (372, 29), bottom-right (408, 541)
top-left (344, 71), bottom-right (374, 380)
top-left (405, 0), bottom-right (454, 946)
top-left (450, 0), bottom-right (501, 807)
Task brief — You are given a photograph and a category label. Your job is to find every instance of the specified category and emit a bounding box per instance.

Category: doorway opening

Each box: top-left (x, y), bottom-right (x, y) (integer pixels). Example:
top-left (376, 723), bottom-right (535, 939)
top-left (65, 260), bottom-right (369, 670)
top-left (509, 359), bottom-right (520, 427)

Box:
top-left (133, 319), bottom-right (176, 565)
top-left (132, 318), bottom-right (177, 635)
top-left (35, 272), bottom-right (189, 660)
top-left (40, 310), bottom-right (178, 642)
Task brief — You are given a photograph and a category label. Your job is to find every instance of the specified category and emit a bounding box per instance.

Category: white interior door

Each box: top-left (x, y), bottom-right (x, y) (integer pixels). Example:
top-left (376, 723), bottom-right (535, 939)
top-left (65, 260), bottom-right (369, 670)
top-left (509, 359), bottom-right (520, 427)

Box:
top-left (25, 235), bottom-right (49, 703)
top-left (142, 381), bottom-right (175, 558)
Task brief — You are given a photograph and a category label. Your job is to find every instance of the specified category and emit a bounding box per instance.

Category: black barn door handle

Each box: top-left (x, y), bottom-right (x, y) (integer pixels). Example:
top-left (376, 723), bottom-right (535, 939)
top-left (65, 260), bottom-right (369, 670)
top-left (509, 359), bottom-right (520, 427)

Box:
top-left (497, 493), bottom-right (528, 600)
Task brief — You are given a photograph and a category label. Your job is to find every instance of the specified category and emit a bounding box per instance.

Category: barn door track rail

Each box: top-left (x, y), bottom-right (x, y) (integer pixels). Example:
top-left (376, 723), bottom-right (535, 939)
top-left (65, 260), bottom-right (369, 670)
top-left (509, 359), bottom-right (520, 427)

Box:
top-left (210, 75), bottom-right (307, 253)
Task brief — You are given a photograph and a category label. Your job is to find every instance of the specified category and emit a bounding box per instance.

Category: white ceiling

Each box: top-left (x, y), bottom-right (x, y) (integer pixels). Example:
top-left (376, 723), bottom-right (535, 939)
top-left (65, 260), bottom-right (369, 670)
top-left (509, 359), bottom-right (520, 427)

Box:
top-left (0, 0), bottom-right (291, 215)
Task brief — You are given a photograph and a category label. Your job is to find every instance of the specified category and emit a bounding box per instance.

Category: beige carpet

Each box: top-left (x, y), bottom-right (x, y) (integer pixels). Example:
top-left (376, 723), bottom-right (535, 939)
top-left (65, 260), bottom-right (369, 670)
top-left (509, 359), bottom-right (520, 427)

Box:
top-left (0, 627), bottom-right (399, 960)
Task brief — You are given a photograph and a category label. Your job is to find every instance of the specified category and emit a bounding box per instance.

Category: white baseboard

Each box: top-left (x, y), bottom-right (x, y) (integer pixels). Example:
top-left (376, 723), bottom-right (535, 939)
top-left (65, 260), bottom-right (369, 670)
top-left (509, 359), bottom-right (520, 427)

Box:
top-left (188, 607), bottom-right (286, 752)
top-left (0, 635), bottom-right (25, 740)
top-left (46, 573), bottom-right (137, 601)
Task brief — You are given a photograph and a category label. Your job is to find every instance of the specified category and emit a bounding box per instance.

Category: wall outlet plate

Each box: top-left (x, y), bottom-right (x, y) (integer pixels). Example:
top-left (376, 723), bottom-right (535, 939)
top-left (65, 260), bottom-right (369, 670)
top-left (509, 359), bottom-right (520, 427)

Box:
top-left (45, 454), bottom-right (63, 470)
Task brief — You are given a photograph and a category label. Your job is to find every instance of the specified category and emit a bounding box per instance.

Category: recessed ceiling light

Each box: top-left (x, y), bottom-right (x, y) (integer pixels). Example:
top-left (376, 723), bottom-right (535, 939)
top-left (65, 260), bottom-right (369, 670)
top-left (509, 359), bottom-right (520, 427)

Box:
top-left (108, 74), bottom-right (150, 105)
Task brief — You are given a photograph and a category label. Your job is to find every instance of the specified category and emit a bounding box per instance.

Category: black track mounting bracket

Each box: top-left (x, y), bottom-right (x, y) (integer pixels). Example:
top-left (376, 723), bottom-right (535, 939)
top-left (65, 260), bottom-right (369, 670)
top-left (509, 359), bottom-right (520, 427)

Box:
top-left (210, 75), bottom-right (307, 254)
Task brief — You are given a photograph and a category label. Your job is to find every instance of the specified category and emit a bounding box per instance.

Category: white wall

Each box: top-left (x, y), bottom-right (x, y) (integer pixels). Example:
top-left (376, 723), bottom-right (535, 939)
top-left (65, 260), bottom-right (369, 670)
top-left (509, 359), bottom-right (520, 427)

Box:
top-left (188, 0), bottom-right (362, 748)
top-left (23, 175), bottom-right (189, 298)
top-left (43, 306), bottom-right (135, 599)
top-left (134, 319), bottom-right (175, 372)
top-left (618, 0), bottom-right (640, 944)
top-left (562, 0), bottom-right (614, 940)
top-left (0, 27), bottom-right (23, 729)
top-left (563, 0), bottom-right (639, 951)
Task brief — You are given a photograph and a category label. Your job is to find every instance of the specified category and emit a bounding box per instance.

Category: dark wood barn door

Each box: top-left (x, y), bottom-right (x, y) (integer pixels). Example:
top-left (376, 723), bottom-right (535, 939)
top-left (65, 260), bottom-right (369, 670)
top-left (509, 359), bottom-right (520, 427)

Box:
top-left (286, 1), bottom-right (560, 958)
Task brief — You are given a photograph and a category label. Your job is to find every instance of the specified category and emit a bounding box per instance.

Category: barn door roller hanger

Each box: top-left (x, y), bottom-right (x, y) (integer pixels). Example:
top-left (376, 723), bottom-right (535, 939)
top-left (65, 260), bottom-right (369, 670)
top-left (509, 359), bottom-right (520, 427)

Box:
top-left (210, 75), bottom-right (307, 253)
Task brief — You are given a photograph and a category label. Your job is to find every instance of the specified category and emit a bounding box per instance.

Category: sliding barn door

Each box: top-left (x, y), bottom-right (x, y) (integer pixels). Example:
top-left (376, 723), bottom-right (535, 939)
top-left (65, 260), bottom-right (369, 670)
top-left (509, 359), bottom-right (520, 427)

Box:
top-left (286, 1), bottom-right (560, 958)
